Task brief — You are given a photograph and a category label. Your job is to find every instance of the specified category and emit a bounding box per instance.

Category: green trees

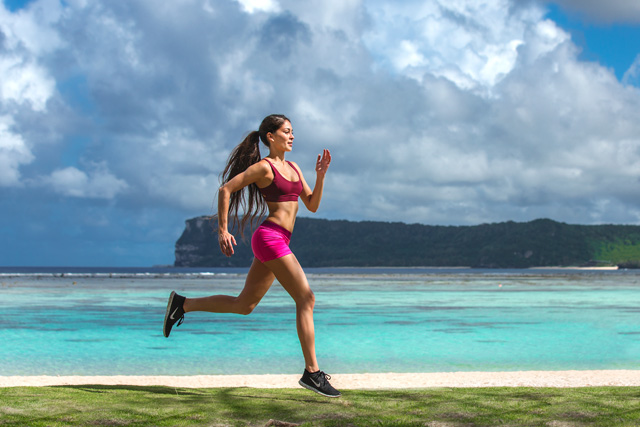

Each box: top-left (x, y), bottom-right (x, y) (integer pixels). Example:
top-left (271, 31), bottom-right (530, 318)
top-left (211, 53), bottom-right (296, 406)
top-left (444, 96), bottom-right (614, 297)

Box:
top-left (174, 216), bottom-right (640, 268)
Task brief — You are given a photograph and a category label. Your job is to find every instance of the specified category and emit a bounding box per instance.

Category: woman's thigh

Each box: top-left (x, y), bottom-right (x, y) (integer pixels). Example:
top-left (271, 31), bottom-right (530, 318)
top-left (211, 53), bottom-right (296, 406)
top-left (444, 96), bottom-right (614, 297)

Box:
top-left (265, 254), bottom-right (313, 304)
top-left (236, 258), bottom-right (276, 306)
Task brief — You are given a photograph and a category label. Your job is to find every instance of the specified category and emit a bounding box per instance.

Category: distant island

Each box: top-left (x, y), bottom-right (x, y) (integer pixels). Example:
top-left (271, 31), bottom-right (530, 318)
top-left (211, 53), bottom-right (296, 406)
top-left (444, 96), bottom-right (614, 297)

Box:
top-left (174, 216), bottom-right (640, 268)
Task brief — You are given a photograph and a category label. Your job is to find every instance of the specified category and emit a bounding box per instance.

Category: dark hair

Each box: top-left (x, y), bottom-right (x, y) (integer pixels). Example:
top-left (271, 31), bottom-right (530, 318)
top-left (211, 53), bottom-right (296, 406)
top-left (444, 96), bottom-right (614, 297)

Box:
top-left (219, 114), bottom-right (290, 236)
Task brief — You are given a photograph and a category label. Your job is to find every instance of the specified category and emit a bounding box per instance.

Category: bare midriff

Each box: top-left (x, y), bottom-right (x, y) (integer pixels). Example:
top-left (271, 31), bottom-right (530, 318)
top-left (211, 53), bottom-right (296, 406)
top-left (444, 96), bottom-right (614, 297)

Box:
top-left (265, 200), bottom-right (298, 232)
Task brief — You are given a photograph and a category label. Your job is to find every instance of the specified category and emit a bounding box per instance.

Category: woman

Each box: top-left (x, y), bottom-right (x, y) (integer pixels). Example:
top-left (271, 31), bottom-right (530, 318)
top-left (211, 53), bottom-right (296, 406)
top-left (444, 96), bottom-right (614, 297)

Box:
top-left (163, 114), bottom-right (340, 398)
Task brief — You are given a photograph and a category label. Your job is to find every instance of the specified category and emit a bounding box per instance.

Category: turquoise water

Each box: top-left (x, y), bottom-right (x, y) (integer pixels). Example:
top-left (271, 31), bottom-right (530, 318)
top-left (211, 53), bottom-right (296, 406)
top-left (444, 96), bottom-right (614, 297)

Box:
top-left (1, 268), bottom-right (639, 375)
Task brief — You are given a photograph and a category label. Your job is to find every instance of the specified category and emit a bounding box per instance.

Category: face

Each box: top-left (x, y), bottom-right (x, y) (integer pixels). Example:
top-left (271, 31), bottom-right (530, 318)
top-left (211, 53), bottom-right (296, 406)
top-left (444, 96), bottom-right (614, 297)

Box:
top-left (268, 121), bottom-right (294, 152)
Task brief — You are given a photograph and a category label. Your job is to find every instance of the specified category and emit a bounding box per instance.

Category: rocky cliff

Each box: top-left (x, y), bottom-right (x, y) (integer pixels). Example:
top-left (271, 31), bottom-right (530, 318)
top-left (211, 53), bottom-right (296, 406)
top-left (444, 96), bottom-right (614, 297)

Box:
top-left (174, 216), bottom-right (255, 267)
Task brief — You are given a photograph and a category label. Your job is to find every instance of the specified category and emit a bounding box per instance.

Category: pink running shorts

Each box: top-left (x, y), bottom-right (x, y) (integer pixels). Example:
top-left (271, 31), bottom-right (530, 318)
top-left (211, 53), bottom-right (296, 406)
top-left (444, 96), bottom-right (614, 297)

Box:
top-left (251, 221), bottom-right (293, 263)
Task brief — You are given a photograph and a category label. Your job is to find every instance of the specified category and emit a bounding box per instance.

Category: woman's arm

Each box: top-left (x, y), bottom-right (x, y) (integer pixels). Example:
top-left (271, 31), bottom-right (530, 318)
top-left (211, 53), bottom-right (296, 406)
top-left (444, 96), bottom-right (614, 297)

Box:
top-left (217, 161), bottom-right (270, 256)
top-left (216, 185), bottom-right (236, 256)
top-left (295, 149), bottom-right (331, 213)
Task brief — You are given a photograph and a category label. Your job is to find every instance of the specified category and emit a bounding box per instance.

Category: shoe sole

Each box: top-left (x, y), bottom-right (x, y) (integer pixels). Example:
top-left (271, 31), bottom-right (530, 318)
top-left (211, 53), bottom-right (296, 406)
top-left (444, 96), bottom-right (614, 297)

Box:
top-left (298, 380), bottom-right (341, 398)
top-left (163, 291), bottom-right (177, 338)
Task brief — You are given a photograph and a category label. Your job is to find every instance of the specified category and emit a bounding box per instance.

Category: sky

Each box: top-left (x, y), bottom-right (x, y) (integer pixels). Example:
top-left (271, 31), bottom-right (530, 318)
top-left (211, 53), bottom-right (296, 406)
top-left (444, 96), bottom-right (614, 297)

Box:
top-left (1, 0), bottom-right (640, 267)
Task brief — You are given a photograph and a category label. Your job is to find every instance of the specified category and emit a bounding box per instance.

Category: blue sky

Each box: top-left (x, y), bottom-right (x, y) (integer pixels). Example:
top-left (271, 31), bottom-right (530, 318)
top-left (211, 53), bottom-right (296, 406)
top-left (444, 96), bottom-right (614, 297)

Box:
top-left (545, 4), bottom-right (640, 80)
top-left (1, 0), bottom-right (640, 267)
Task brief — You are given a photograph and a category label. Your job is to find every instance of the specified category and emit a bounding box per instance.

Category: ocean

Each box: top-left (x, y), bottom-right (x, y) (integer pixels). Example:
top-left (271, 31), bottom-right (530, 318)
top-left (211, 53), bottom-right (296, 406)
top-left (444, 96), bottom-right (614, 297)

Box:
top-left (1, 267), bottom-right (639, 375)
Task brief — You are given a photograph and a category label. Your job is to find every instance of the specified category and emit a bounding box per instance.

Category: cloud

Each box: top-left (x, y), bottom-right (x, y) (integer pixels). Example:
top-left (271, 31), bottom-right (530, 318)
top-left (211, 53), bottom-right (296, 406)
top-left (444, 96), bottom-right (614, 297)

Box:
top-left (0, 0), bottom-right (59, 193)
top-left (0, 115), bottom-right (34, 186)
top-left (42, 163), bottom-right (128, 199)
top-left (361, 0), bottom-right (550, 93)
top-left (2, 0), bottom-right (640, 266)
top-left (117, 127), bottom-right (222, 210)
top-left (0, 56), bottom-right (55, 111)
top-left (42, 0), bottom-right (640, 226)
top-left (548, 0), bottom-right (640, 24)
top-left (235, 0), bottom-right (280, 14)
top-left (285, 0), bottom-right (640, 225)
top-left (0, 0), bottom-right (60, 111)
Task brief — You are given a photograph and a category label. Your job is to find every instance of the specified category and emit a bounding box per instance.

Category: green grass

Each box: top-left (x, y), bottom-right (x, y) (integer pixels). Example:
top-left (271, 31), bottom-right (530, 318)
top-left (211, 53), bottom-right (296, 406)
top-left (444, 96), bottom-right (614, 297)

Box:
top-left (1, 386), bottom-right (640, 426)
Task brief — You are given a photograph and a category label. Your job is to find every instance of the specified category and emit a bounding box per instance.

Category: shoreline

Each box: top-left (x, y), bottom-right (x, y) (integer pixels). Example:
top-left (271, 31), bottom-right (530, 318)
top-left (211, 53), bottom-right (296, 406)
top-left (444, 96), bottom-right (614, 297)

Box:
top-left (3, 370), bottom-right (640, 388)
top-left (528, 266), bottom-right (619, 271)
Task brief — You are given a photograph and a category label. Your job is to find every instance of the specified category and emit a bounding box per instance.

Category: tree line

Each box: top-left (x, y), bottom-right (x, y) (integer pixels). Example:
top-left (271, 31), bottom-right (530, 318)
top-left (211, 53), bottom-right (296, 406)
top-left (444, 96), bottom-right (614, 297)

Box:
top-left (174, 216), bottom-right (640, 268)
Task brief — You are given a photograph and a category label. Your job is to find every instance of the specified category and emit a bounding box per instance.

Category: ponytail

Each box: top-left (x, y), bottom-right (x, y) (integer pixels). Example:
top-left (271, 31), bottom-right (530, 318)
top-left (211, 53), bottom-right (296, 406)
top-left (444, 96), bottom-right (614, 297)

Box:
top-left (217, 114), bottom-right (290, 237)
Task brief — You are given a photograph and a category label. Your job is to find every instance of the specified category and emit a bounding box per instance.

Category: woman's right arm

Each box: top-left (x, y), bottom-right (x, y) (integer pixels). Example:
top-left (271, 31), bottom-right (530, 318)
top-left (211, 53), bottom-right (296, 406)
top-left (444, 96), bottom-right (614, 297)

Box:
top-left (217, 185), bottom-right (236, 256)
top-left (217, 161), bottom-right (269, 257)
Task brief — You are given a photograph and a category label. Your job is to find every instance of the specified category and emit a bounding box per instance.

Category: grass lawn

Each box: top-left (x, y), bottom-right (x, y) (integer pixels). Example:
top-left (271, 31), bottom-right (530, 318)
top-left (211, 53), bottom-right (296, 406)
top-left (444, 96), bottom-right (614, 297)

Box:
top-left (1, 386), bottom-right (639, 426)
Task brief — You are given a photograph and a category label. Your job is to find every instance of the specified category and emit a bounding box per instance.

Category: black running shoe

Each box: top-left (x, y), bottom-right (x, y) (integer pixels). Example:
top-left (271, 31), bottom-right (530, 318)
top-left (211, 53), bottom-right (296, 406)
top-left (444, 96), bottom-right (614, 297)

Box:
top-left (299, 369), bottom-right (341, 397)
top-left (163, 291), bottom-right (185, 338)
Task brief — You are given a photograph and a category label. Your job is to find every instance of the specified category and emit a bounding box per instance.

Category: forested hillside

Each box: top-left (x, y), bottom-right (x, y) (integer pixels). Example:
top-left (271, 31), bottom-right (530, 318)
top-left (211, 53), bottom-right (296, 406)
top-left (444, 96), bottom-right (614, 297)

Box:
top-left (174, 216), bottom-right (640, 268)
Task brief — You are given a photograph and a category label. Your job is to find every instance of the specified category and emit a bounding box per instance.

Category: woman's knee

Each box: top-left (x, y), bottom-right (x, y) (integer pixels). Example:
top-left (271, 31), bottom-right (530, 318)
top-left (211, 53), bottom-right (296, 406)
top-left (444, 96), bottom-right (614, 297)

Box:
top-left (234, 298), bottom-right (258, 315)
top-left (238, 305), bottom-right (255, 315)
top-left (297, 290), bottom-right (315, 311)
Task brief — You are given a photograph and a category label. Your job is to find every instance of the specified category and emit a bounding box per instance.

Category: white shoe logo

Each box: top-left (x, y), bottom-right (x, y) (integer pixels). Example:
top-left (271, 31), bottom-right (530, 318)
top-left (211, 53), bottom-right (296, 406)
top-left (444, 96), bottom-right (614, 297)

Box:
top-left (310, 377), bottom-right (322, 388)
top-left (170, 307), bottom-right (180, 320)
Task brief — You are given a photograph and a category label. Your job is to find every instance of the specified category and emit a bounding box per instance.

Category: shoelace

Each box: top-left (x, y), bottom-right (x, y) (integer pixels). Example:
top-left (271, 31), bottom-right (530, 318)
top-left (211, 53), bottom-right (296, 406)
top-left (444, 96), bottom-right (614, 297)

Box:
top-left (312, 371), bottom-right (331, 385)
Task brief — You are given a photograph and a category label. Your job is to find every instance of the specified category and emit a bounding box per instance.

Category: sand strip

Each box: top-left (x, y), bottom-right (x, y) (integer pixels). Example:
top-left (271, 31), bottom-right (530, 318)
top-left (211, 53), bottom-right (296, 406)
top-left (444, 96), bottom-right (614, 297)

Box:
top-left (2, 371), bottom-right (639, 388)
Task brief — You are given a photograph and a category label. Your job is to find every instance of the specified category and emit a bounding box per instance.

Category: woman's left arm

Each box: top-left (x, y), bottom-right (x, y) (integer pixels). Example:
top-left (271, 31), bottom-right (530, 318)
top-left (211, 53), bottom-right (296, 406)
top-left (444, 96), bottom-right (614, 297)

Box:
top-left (295, 149), bottom-right (331, 213)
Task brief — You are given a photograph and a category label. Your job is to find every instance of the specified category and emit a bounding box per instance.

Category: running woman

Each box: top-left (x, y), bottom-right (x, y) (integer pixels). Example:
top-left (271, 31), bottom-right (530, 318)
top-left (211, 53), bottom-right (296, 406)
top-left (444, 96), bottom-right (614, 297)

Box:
top-left (163, 114), bottom-right (340, 397)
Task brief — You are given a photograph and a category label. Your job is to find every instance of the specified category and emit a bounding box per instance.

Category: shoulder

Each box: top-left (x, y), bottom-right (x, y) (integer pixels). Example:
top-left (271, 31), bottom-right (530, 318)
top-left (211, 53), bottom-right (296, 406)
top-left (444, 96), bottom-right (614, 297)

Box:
top-left (244, 159), bottom-right (272, 177)
top-left (253, 159), bottom-right (271, 170)
top-left (288, 160), bottom-right (302, 173)
top-left (258, 158), bottom-right (272, 168)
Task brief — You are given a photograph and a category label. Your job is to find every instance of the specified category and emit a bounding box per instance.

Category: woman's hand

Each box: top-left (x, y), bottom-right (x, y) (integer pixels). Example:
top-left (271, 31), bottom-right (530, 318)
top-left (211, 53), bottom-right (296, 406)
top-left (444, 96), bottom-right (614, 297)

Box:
top-left (218, 230), bottom-right (237, 257)
top-left (316, 149), bottom-right (331, 178)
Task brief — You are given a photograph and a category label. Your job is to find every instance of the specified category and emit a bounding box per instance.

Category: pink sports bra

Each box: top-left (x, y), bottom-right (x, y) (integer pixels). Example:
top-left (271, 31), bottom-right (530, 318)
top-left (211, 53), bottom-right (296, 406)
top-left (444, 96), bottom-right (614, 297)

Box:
top-left (259, 159), bottom-right (303, 202)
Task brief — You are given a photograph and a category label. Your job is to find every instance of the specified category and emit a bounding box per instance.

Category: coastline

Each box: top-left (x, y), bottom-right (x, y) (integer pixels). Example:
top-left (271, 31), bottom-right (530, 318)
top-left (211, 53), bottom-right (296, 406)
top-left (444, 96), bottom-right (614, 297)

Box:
top-left (3, 370), bottom-right (640, 388)
top-left (528, 266), bottom-right (619, 271)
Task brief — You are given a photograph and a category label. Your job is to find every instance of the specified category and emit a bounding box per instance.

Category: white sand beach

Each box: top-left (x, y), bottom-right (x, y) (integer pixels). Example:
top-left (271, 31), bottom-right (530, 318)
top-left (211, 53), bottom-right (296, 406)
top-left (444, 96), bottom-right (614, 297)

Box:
top-left (2, 370), bottom-right (639, 388)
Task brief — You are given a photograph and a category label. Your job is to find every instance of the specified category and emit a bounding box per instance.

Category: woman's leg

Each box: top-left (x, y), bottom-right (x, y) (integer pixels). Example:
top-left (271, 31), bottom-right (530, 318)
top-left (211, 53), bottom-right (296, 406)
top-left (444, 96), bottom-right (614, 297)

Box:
top-left (265, 253), bottom-right (318, 373)
top-left (183, 258), bottom-right (275, 315)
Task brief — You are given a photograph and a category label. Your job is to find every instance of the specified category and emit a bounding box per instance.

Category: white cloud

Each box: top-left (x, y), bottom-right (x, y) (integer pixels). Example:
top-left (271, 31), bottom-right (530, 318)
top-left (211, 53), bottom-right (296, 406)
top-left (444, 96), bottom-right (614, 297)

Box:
top-left (4, 0), bottom-right (640, 267)
top-left (2, 0), bottom-right (640, 229)
top-left (291, 0), bottom-right (640, 225)
top-left (0, 115), bottom-right (34, 186)
top-left (0, 1), bottom-right (60, 111)
top-left (45, 163), bottom-right (128, 199)
top-left (361, 0), bottom-right (558, 94)
top-left (0, 0), bottom-right (62, 189)
top-left (138, 128), bottom-right (223, 210)
top-left (522, 19), bottom-right (569, 65)
top-left (0, 0), bottom-right (63, 54)
top-left (0, 55), bottom-right (55, 111)
top-left (235, 0), bottom-right (280, 14)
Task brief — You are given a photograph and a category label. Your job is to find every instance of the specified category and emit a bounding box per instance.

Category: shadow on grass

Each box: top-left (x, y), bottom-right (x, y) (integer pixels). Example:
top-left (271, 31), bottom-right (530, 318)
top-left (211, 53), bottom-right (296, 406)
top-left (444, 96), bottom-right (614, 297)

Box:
top-left (2, 386), bottom-right (640, 426)
top-left (49, 385), bottom-right (342, 425)
top-left (57, 384), bottom-right (205, 396)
